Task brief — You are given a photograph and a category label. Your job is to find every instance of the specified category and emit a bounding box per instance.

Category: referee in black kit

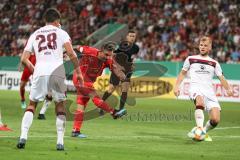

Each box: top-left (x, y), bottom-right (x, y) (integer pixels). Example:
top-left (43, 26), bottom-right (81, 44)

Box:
top-left (100, 30), bottom-right (139, 115)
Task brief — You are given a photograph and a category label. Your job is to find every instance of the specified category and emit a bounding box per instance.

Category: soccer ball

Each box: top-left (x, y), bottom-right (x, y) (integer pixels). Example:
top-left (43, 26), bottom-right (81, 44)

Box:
top-left (189, 127), bottom-right (206, 141)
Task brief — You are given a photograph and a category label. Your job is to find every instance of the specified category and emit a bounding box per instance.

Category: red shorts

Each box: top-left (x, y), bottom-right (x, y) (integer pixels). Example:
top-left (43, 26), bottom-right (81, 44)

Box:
top-left (73, 72), bottom-right (96, 106)
top-left (21, 55), bottom-right (36, 82)
top-left (21, 67), bottom-right (32, 81)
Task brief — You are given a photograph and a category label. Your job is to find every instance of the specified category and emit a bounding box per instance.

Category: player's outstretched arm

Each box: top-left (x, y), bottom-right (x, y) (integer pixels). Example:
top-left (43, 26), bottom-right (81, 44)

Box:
top-left (174, 70), bottom-right (187, 97)
top-left (21, 51), bottom-right (34, 73)
top-left (64, 42), bottom-right (83, 85)
top-left (218, 75), bottom-right (233, 96)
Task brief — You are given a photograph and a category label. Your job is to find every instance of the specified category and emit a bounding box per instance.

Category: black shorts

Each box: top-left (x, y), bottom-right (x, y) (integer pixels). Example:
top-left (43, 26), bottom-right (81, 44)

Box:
top-left (109, 72), bottom-right (132, 86)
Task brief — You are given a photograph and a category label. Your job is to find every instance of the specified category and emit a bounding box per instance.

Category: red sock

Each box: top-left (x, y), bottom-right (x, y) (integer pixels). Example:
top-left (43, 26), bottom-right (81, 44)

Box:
top-left (92, 96), bottom-right (114, 113)
top-left (20, 87), bottom-right (25, 101)
top-left (72, 109), bottom-right (84, 132)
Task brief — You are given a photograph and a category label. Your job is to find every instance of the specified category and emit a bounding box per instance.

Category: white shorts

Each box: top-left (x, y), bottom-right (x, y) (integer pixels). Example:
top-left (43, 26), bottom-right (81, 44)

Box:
top-left (189, 85), bottom-right (221, 112)
top-left (29, 75), bottom-right (66, 103)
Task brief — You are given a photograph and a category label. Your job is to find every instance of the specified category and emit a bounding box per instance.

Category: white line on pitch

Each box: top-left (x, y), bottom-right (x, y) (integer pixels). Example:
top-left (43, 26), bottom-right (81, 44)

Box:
top-left (1, 135), bottom-right (240, 139)
top-left (213, 135), bottom-right (240, 138)
top-left (216, 126), bottom-right (240, 130)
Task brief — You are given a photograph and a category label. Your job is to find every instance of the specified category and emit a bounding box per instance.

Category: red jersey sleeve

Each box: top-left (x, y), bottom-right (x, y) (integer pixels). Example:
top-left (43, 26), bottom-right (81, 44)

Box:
top-left (78, 46), bottom-right (99, 57)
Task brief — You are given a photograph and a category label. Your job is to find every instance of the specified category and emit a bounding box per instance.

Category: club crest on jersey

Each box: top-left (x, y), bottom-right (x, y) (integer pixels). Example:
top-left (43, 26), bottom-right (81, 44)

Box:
top-left (200, 65), bottom-right (206, 70)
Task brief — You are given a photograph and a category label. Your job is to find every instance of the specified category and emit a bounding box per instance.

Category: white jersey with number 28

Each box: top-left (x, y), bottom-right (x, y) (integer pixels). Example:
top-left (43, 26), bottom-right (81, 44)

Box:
top-left (24, 25), bottom-right (71, 77)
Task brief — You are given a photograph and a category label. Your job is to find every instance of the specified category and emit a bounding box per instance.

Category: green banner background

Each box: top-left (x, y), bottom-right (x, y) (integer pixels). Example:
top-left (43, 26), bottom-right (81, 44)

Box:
top-left (0, 57), bottom-right (239, 80)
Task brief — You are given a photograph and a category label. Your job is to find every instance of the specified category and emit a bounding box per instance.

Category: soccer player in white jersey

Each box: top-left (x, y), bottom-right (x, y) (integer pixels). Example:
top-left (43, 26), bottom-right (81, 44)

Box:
top-left (174, 36), bottom-right (233, 141)
top-left (17, 8), bottom-right (83, 150)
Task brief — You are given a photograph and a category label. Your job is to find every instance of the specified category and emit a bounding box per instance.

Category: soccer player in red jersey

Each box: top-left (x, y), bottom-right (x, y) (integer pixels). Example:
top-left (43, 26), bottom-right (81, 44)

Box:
top-left (71, 42), bottom-right (127, 138)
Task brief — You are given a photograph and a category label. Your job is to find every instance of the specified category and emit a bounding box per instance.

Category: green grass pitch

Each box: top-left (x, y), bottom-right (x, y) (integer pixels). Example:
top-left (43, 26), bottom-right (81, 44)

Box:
top-left (0, 90), bottom-right (240, 160)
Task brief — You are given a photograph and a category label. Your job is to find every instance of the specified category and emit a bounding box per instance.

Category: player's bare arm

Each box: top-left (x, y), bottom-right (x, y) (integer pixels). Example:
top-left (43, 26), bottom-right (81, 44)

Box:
top-left (18, 54), bottom-right (25, 72)
top-left (64, 42), bottom-right (83, 85)
top-left (21, 51), bottom-right (34, 73)
top-left (174, 70), bottom-right (187, 97)
top-left (218, 75), bottom-right (233, 96)
top-left (112, 60), bottom-right (126, 81)
top-left (112, 55), bottom-right (125, 71)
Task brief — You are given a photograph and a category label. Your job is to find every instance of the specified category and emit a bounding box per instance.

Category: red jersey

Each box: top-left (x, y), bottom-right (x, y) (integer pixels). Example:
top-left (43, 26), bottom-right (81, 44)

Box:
top-left (77, 46), bottom-right (113, 83)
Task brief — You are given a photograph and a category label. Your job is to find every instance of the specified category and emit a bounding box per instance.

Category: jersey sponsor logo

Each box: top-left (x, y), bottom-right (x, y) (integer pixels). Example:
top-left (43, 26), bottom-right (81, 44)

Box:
top-left (195, 64), bottom-right (210, 74)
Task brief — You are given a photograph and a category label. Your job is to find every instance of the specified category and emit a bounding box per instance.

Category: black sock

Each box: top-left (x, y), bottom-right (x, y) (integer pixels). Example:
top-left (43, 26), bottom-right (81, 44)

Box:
top-left (119, 92), bottom-right (127, 110)
top-left (210, 120), bottom-right (218, 128)
top-left (102, 91), bottom-right (112, 101)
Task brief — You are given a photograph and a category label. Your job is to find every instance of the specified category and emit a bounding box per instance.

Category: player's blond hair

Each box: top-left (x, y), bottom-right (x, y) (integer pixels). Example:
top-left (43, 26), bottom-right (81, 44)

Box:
top-left (199, 36), bottom-right (212, 46)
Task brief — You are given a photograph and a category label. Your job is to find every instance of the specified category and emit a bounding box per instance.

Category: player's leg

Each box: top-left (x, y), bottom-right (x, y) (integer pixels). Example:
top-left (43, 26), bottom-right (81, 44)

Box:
top-left (100, 83), bottom-right (117, 115)
top-left (90, 86), bottom-right (116, 114)
top-left (71, 75), bottom-right (89, 137)
top-left (17, 100), bottom-right (38, 149)
top-left (102, 83), bottom-right (117, 100)
top-left (20, 67), bottom-right (32, 109)
top-left (203, 97), bottom-right (221, 133)
top-left (102, 73), bottom-right (119, 101)
top-left (92, 95), bottom-right (127, 119)
top-left (17, 76), bottom-right (46, 149)
top-left (38, 94), bottom-right (52, 120)
top-left (50, 75), bottom-right (68, 151)
top-left (203, 107), bottom-right (220, 142)
top-left (119, 81), bottom-right (130, 110)
top-left (72, 95), bottom-right (89, 138)
top-left (19, 80), bottom-right (28, 109)
top-left (187, 95), bottom-right (205, 139)
top-left (200, 97), bottom-right (221, 142)
top-left (204, 107), bottom-right (220, 142)
top-left (194, 95), bottom-right (205, 128)
top-left (204, 107), bottom-right (220, 132)
top-left (100, 73), bottom-right (119, 115)
top-left (72, 104), bottom-right (87, 138)
top-left (55, 100), bottom-right (66, 150)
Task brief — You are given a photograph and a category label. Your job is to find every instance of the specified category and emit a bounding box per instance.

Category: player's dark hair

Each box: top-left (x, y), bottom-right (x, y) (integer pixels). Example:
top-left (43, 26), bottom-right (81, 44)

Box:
top-left (128, 30), bottom-right (136, 34)
top-left (43, 8), bottom-right (61, 23)
top-left (101, 41), bottom-right (117, 52)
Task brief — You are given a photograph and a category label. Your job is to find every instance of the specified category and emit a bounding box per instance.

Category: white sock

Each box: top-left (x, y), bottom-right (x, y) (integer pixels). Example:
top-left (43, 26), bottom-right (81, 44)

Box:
top-left (56, 115), bottom-right (66, 145)
top-left (204, 120), bottom-right (214, 132)
top-left (195, 109), bottom-right (204, 128)
top-left (20, 111), bottom-right (34, 140)
top-left (40, 100), bottom-right (50, 114)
